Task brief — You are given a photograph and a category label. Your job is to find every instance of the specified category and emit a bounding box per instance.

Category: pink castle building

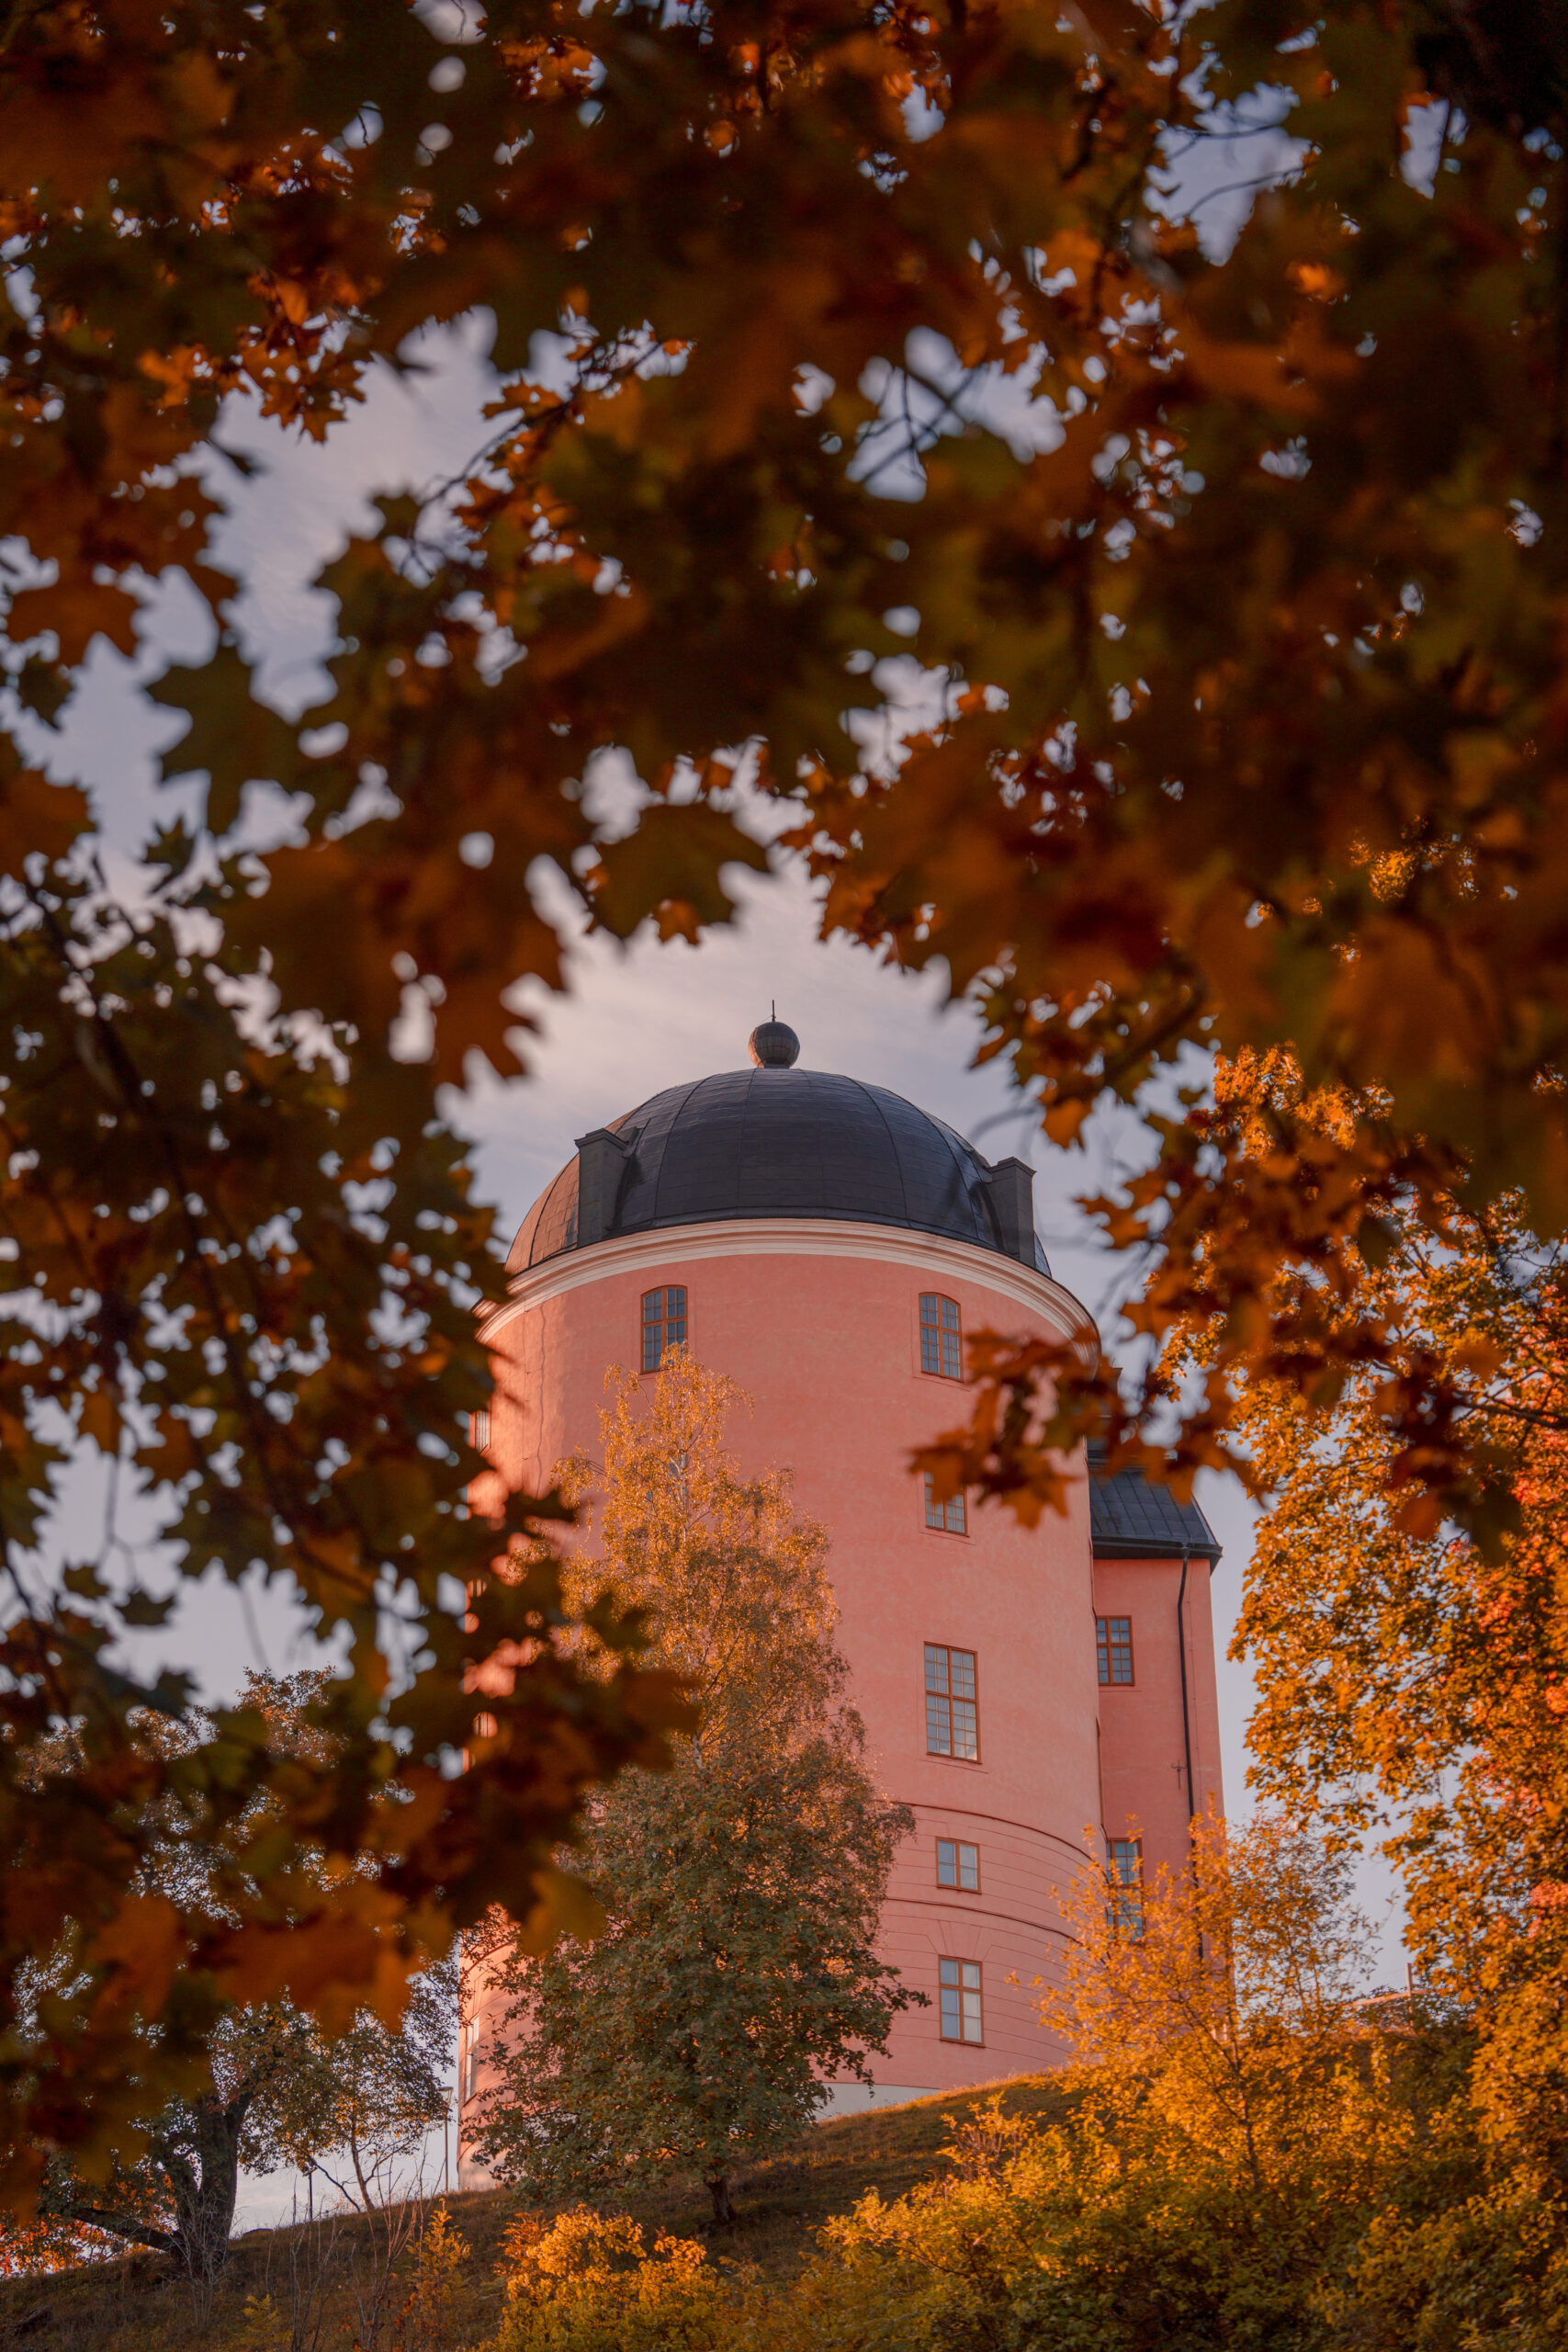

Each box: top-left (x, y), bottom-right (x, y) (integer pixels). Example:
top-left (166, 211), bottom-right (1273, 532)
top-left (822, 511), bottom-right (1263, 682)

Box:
top-left (459, 1019), bottom-right (1222, 2154)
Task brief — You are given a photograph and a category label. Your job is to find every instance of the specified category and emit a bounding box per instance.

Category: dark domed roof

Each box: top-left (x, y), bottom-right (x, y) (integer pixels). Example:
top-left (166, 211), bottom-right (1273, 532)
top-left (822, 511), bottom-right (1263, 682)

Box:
top-left (509, 1064), bottom-right (1050, 1275)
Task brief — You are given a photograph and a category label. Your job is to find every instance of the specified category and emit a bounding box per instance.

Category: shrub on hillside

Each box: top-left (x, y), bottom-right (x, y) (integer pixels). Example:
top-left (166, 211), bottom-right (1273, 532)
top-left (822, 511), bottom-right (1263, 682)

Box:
top-left (479, 2067), bottom-right (1568, 2352)
top-left (488, 2211), bottom-right (728, 2352)
top-left (478, 1764), bottom-right (1568, 2348)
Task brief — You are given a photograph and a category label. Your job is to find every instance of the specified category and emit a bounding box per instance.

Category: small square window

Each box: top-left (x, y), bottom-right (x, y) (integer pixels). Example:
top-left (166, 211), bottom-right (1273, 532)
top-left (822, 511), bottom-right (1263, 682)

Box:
top-left (641, 1285), bottom-right (688, 1372)
top-left (1096, 1615), bottom-right (1134, 1686)
top-left (925, 1645), bottom-right (979, 1761)
top-left (939, 1957), bottom-right (983, 2043)
top-left (937, 1838), bottom-right (980, 1892)
top-left (924, 1472), bottom-right (967, 1535)
top-left (1106, 1838), bottom-right (1145, 1939)
top-left (919, 1293), bottom-right (963, 1380)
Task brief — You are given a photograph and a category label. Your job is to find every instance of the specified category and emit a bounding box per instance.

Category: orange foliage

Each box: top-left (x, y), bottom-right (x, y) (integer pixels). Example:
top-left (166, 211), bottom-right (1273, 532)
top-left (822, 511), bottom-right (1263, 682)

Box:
top-left (2, 0), bottom-right (1567, 2201)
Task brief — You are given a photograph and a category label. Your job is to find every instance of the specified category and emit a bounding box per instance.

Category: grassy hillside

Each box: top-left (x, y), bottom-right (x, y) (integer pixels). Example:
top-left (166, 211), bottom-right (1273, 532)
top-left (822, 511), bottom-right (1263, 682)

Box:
top-left (0, 2074), bottom-right (1062, 2350)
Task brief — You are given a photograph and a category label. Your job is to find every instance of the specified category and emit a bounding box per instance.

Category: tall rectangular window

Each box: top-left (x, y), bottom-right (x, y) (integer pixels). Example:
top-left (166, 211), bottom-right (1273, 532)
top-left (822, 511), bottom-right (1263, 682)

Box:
top-left (925, 1645), bottom-right (978, 1760)
top-left (641, 1285), bottom-right (687, 1372)
top-left (1096, 1615), bottom-right (1134, 1686)
top-left (469, 1408), bottom-right (491, 1455)
top-left (937, 1838), bottom-right (980, 1892)
top-left (939, 1958), bottom-right (984, 2043)
top-left (1106, 1838), bottom-right (1145, 1939)
top-left (924, 1472), bottom-right (967, 1536)
top-left (919, 1293), bottom-right (963, 1379)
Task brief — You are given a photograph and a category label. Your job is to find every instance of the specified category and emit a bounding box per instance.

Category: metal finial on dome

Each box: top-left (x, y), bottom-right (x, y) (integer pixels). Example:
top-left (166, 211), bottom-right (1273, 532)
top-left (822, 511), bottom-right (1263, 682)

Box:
top-left (749, 1012), bottom-right (800, 1069)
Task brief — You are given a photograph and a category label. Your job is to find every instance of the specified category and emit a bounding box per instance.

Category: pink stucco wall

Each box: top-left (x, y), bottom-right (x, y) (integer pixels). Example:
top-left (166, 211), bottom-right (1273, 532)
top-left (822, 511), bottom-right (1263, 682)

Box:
top-left (1092, 1555), bottom-right (1225, 1898)
top-left (459, 1214), bottom-right (1223, 2155)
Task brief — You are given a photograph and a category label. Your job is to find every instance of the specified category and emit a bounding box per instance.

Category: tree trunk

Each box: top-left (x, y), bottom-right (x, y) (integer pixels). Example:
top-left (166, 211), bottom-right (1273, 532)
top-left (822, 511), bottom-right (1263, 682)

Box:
top-left (55, 2204), bottom-right (179, 2262)
top-left (706, 2173), bottom-right (734, 2225)
top-left (60, 2088), bottom-right (251, 2287)
top-left (167, 2088), bottom-right (249, 2289)
top-left (348, 2127), bottom-right (376, 2211)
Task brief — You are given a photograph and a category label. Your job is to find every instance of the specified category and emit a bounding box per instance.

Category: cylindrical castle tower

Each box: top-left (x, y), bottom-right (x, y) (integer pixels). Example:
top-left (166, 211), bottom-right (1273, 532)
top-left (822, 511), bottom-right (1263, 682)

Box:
top-left (459, 1022), bottom-right (1222, 2152)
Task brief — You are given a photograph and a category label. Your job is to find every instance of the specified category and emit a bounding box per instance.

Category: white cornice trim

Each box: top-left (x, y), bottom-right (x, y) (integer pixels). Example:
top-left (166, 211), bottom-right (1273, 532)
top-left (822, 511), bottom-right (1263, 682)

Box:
top-left (482, 1217), bottom-right (1100, 1362)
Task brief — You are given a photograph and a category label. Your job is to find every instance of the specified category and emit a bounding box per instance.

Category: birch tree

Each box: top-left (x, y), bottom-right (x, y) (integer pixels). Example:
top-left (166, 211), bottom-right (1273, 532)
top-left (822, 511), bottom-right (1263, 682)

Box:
top-left (471, 1357), bottom-right (918, 2224)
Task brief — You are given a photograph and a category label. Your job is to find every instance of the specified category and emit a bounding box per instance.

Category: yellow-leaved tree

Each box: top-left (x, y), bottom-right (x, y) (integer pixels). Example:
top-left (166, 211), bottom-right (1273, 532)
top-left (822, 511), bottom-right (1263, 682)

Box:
top-left (1043, 1813), bottom-right (1381, 2202)
top-left (1211, 1145), bottom-right (1568, 2179)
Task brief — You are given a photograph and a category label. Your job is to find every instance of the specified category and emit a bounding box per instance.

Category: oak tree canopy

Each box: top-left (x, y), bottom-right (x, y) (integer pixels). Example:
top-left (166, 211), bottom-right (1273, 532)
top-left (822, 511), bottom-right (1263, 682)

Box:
top-left (1, 0), bottom-right (1562, 2199)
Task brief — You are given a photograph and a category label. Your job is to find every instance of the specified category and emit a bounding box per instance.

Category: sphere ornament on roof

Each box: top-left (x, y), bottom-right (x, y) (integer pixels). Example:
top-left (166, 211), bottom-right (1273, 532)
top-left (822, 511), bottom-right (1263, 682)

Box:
top-left (508, 1024), bottom-right (1052, 1276)
top-left (748, 1012), bottom-right (800, 1069)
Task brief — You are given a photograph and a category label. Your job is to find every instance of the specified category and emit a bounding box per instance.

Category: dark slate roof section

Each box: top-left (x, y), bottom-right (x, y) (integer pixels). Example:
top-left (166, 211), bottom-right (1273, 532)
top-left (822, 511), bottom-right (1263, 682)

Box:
top-left (506, 1068), bottom-right (1054, 1276)
top-left (1089, 1460), bottom-right (1223, 1562)
top-left (506, 1107), bottom-right (637, 1270)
